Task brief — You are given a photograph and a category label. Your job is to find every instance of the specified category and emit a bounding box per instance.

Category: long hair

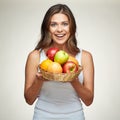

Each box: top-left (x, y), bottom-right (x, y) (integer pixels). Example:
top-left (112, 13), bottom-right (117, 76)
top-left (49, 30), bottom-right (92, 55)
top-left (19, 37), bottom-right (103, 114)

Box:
top-left (35, 4), bottom-right (80, 54)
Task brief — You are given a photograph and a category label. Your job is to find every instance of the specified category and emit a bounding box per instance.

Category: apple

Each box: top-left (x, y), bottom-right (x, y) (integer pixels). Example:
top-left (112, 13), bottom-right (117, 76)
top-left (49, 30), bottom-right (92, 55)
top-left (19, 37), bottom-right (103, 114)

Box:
top-left (54, 50), bottom-right (69, 65)
top-left (46, 47), bottom-right (59, 61)
top-left (62, 61), bottom-right (78, 73)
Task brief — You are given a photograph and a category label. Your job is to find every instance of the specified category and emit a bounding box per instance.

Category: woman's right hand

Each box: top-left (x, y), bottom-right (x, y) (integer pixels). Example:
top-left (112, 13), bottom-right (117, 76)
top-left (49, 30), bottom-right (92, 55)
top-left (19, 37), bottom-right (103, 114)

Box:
top-left (36, 72), bottom-right (49, 81)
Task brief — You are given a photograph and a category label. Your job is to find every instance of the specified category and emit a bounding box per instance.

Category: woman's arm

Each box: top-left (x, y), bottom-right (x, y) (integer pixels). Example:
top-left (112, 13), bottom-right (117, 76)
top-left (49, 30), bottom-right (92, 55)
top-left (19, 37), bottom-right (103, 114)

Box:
top-left (71, 50), bottom-right (94, 106)
top-left (24, 50), bottom-right (44, 105)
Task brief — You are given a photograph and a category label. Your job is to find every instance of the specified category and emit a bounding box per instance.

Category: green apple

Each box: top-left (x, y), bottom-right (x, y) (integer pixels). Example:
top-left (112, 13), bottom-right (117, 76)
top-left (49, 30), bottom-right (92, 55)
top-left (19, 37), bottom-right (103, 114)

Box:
top-left (54, 50), bottom-right (69, 65)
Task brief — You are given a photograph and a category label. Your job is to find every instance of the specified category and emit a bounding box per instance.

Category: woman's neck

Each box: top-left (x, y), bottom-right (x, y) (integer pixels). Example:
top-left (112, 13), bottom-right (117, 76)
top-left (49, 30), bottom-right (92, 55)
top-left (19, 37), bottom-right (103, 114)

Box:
top-left (51, 43), bottom-right (67, 51)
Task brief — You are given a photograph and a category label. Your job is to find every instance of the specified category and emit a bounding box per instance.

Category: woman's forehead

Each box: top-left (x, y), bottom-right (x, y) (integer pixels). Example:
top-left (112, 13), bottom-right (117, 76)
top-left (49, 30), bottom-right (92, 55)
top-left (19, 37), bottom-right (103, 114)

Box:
top-left (50, 13), bottom-right (69, 22)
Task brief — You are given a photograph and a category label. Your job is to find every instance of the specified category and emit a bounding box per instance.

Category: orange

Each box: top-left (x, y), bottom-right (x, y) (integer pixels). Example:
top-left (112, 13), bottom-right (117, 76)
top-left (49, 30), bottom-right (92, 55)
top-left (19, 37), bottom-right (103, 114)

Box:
top-left (39, 59), bottom-right (53, 71)
top-left (67, 56), bottom-right (79, 66)
top-left (47, 62), bottom-right (63, 73)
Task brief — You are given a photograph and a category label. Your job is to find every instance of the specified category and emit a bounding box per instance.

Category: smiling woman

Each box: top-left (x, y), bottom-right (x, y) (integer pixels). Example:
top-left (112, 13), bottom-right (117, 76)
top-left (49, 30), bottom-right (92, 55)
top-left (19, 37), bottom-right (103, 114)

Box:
top-left (24, 3), bottom-right (94, 120)
top-left (35, 4), bottom-right (79, 55)
top-left (49, 13), bottom-right (70, 45)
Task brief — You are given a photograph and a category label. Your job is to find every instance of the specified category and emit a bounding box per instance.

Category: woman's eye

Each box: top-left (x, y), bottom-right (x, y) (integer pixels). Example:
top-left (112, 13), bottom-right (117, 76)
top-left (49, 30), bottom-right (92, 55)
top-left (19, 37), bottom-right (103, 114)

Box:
top-left (50, 23), bottom-right (56, 27)
top-left (63, 22), bottom-right (69, 26)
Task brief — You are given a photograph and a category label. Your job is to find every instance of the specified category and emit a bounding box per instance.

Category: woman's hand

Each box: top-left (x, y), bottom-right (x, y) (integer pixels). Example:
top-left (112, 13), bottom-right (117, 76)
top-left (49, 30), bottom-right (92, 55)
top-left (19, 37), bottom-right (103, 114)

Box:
top-left (36, 72), bottom-right (49, 81)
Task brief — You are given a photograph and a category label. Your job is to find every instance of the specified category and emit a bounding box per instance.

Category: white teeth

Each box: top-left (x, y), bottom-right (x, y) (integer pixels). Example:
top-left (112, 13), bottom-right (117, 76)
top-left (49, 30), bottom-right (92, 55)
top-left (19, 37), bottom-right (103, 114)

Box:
top-left (56, 34), bottom-right (64, 37)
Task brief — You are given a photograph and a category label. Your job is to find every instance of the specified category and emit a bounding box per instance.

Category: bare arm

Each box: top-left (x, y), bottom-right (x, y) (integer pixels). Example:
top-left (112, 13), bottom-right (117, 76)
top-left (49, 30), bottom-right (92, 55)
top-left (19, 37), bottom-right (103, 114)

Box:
top-left (24, 50), bottom-right (44, 105)
top-left (71, 50), bottom-right (94, 106)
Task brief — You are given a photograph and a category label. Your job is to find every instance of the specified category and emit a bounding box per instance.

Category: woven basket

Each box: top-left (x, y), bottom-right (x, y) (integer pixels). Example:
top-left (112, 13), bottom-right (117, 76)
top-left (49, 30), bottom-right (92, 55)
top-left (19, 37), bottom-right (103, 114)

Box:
top-left (40, 65), bottom-right (82, 82)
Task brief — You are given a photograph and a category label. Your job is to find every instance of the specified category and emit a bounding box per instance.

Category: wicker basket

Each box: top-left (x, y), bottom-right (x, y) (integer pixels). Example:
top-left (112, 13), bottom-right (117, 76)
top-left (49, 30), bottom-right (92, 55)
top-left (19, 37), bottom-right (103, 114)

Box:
top-left (40, 65), bottom-right (82, 82)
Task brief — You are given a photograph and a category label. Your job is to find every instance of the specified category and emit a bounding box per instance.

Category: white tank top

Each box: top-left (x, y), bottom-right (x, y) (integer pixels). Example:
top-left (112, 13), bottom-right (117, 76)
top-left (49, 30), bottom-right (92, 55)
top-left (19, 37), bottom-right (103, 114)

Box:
top-left (35, 49), bottom-right (84, 114)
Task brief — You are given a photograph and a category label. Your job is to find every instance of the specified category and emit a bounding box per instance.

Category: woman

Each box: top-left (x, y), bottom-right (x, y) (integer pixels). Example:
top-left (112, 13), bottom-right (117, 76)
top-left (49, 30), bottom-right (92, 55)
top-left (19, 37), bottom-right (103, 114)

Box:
top-left (24, 4), bottom-right (94, 120)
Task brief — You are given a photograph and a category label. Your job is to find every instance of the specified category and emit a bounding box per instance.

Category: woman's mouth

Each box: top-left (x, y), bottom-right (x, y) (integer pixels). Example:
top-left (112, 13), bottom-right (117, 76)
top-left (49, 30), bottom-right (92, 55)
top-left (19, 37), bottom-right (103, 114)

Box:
top-left (55, 34), bottom-right (65, 39)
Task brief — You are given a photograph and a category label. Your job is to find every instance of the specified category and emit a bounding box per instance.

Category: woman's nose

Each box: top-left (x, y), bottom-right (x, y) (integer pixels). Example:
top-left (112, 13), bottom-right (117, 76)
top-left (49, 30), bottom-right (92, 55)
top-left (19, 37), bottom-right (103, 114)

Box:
top-left (57, 25), bottom-right (63, 32)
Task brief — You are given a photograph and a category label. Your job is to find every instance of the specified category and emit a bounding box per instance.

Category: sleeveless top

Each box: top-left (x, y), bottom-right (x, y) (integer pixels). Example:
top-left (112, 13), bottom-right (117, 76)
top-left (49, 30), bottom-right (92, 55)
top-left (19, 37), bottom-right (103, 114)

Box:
top-left (34, 49), bottom-right (84, 114)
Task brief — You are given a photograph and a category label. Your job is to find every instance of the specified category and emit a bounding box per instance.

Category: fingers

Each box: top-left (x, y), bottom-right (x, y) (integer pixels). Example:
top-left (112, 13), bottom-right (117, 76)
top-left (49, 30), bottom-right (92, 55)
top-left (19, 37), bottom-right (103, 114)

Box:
top-left (75, 77), bottom-right (79, 81)
top-left (36, 72), bottom-right (44, 80)
top-left (36, 72), bottom-right (48, 81)
top-left (71, 77), bottom-right (79, 83)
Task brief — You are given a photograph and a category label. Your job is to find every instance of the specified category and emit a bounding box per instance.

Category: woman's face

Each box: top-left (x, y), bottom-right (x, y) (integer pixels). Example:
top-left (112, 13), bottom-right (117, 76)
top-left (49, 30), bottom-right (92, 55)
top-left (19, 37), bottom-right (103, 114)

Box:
top-left (49, 13), bottom-right (70, 45)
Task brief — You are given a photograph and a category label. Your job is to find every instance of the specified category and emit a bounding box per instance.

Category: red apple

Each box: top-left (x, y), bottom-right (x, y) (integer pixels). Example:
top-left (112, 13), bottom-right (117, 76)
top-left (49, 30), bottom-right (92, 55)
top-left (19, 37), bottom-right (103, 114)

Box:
top-left (46, 47), bottom-right (59, 61)
top-left (62, 61), bottom-right (78, 73)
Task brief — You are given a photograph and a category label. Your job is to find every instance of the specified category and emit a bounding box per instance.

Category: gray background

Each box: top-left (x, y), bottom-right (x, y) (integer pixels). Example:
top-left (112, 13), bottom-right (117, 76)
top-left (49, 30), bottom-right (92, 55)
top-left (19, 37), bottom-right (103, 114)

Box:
top-left (0, 0), bottom-right (120, 120)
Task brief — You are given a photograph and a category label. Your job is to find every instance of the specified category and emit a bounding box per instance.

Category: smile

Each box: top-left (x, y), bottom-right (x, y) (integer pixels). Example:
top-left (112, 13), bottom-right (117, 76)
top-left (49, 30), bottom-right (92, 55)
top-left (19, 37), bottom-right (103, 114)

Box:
top-left (55, 34), bottom-right (66, 38)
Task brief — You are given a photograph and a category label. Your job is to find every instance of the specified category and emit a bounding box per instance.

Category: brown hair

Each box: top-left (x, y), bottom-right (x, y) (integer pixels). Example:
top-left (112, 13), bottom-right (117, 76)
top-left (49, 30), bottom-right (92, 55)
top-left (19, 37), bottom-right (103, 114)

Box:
top-left (35, 4), bottom-right (80, 54)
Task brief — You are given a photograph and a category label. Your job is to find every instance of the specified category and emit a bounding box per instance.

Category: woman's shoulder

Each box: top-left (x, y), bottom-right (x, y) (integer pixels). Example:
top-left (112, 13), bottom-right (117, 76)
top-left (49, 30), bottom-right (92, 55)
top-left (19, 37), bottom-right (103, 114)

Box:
top-left (81, 49), bottom-right (93, 65)
top-left (27, 50), bottom-right (40, 63)
top-left (82, 49), bottom-right (93, 57)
